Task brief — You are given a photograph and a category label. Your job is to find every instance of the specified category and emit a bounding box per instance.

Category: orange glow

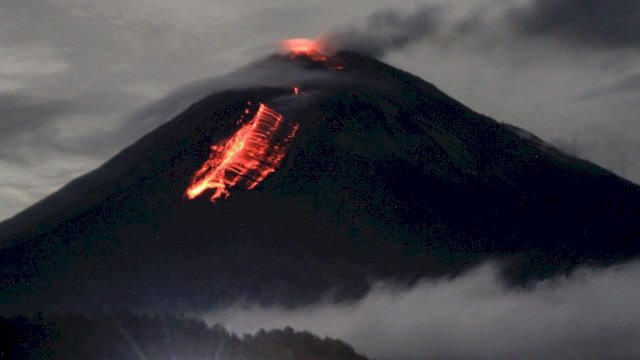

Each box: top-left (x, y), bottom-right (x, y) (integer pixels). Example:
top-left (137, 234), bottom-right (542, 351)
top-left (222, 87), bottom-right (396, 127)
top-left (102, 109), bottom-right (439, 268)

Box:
top-left (279, 38), bottom-right (328, 62)
top-left (279, 38), bottom-right (344, 70)
top-left (185, 103), bottom-right (299, 202)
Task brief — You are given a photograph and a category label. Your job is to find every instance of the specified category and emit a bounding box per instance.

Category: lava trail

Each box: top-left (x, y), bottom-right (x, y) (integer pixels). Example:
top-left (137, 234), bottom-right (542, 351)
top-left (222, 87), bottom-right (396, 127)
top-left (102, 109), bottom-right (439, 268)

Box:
top-left (185, 103), bottom-right (299, 202)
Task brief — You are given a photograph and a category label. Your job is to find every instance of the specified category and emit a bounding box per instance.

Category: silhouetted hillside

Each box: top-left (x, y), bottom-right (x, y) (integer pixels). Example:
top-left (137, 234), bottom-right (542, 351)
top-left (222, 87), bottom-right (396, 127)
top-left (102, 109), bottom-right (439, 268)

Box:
top-left (0, 312), bottom-right (367, 360)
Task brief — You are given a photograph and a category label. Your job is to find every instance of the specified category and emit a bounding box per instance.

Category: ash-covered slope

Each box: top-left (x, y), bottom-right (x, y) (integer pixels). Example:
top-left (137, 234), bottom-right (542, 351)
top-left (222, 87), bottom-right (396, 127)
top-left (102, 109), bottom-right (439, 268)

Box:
top-left (1, 51), bottom-right (639, 313)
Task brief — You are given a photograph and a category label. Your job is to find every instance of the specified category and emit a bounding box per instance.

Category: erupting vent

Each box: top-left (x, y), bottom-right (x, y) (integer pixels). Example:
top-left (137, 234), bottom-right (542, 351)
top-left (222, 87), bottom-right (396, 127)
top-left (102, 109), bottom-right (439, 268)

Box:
top-left (279, 38), bottom-right (344, 70)
top-left (279, 38), bottom-right (328, 61)
top-left (185, 103), bottom-right (299, 202)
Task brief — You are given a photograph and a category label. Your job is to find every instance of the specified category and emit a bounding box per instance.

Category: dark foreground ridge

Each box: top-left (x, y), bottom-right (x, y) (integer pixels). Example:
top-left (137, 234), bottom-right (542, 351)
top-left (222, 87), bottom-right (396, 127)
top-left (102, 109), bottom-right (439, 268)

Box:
top-left (0, 311), bottom-right (367, 360)
top-left (1, 51), bottom-right (639, 313)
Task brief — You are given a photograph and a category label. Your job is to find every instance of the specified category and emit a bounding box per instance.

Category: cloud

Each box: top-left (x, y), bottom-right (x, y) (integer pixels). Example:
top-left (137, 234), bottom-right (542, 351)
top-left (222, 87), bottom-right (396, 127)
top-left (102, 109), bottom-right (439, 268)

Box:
top-left (0, 91), bottom-right (140, 161)
top-left (552, 123), bottom-right (640, 186)
top-left (203, 261), bottom-right (640, 360)
top-left (0, 155), bottom-right (98, 220)
top-left (0, 92), bottom-right (130, 219)
top-left (509, 0), bottom-right (640, 49)
top-left (0, 44), bottom-right (69, 76)
top-left (0, 94), bottom-right (74, 139)
top-left (0, 43), bottom-right (69, 91)
top-left (578, 72), bottom-right (640, 100)
top-left (326, 4), bottom-right (444, 56)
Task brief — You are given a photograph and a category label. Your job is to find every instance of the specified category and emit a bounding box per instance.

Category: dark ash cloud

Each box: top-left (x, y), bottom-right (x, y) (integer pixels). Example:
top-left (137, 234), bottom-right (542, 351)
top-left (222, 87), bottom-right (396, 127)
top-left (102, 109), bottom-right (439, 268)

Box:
top-left (326, 4), bottom-right (444, 56)
top-left (203, 261), bottom-right (640, 360)
top-left (509, 0), bottom-right (640, 49)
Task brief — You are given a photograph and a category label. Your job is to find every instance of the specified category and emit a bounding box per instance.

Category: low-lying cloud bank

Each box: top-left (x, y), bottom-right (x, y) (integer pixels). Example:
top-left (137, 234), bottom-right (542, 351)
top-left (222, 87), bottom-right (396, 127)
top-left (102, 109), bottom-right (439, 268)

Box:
top-left (202, 261), bottom-right (640, 360)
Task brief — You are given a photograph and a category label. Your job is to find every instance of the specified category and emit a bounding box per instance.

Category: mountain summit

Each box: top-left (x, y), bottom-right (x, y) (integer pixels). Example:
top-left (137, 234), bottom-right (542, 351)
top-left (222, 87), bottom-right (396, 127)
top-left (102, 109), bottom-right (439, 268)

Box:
top-left (1, 49), bottom-right (639, 313)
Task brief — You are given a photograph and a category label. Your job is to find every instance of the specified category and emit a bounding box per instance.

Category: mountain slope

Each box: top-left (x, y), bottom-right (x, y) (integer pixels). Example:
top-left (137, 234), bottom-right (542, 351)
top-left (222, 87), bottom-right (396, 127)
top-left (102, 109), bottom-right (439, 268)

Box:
top-left (1, 51), bottom-right (639, 313)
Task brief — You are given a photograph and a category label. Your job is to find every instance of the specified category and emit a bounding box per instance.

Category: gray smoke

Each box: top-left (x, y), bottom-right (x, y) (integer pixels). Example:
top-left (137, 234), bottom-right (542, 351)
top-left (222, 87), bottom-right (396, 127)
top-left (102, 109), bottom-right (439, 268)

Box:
top-left (509, 0), bottom-right (640, 49)
top-left (326, 4), bottom-right (444, 57)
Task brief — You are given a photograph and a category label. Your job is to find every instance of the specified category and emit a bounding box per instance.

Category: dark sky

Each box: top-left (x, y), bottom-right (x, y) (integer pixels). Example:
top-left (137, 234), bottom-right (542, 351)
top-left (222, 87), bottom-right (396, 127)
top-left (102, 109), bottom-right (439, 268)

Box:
top-left (1, 0), bottom-right (639, 220)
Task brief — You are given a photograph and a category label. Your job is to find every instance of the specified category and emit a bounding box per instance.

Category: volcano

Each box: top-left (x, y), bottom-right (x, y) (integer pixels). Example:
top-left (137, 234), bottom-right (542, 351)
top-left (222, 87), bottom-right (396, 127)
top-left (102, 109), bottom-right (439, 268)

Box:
top-left (1, 48), bottom-right (639, 314)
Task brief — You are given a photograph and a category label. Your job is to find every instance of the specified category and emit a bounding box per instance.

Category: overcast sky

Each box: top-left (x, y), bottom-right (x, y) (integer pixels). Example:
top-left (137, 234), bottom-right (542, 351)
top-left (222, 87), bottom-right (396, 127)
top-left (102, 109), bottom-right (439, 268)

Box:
top-left (1, 0), bottom-right (639, 220)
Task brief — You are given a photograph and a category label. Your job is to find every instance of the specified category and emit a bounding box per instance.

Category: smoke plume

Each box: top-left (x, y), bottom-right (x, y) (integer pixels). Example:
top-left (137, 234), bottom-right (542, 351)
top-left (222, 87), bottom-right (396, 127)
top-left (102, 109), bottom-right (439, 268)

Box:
top-left (325, 4), bottom-right (444, 57)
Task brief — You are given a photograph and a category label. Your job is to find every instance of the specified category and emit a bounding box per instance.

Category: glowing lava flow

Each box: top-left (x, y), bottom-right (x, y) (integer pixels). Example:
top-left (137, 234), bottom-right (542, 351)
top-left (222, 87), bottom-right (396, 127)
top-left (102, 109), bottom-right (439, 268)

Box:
top-left (185, 103), bottom-right (299, 202)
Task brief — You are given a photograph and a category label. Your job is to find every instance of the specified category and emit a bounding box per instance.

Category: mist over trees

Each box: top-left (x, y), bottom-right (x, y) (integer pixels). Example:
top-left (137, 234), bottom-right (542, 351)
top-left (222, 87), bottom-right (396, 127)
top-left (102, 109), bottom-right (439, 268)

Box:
top-left (0, 311), bottom-right (367, 360)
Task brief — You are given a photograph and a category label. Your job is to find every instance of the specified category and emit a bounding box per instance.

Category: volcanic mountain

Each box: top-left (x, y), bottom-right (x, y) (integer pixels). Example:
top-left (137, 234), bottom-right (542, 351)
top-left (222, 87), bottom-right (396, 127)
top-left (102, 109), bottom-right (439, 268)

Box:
top-left (1, 49), bottom-right (639, 314)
